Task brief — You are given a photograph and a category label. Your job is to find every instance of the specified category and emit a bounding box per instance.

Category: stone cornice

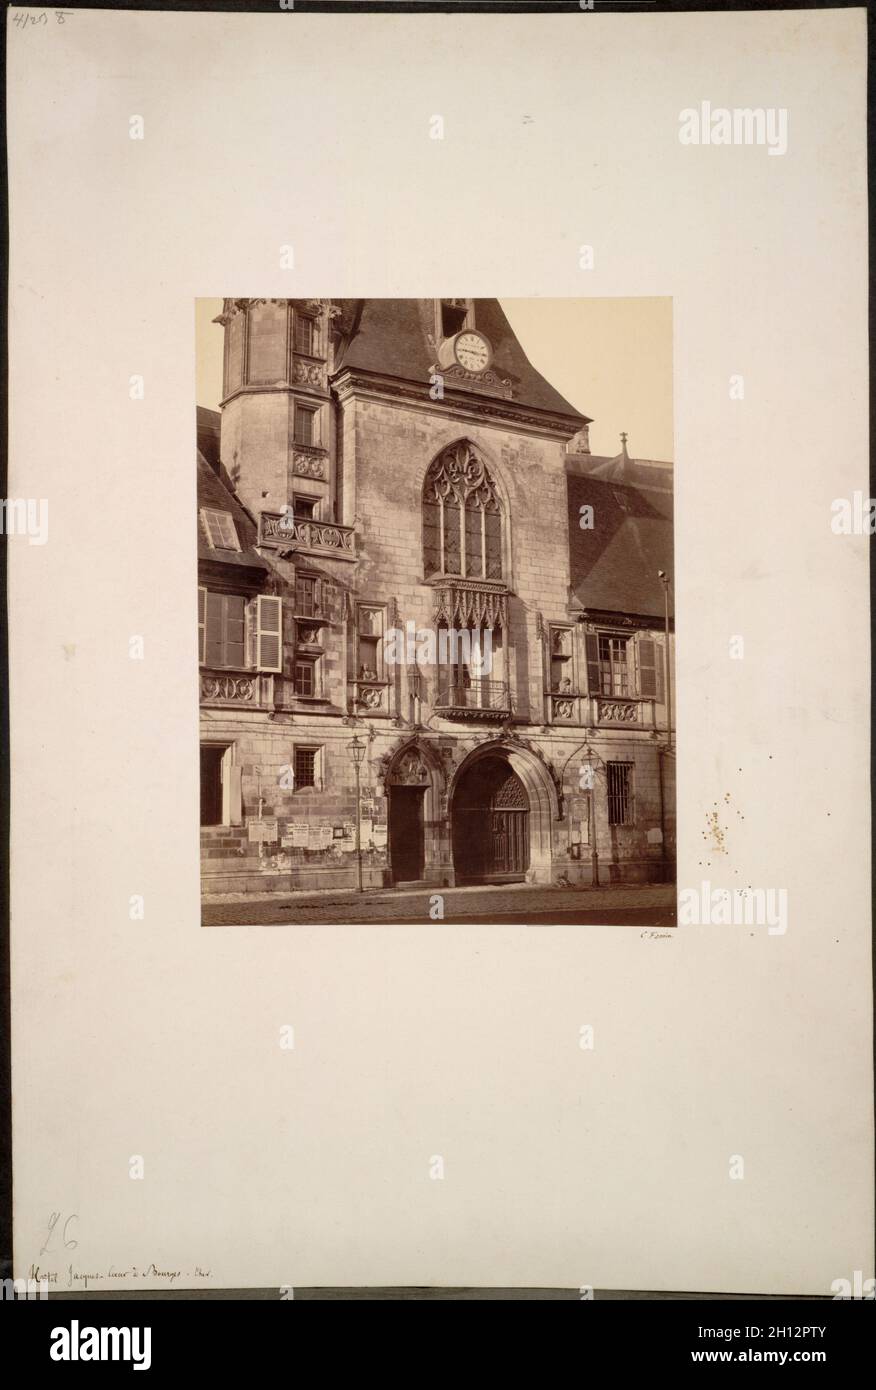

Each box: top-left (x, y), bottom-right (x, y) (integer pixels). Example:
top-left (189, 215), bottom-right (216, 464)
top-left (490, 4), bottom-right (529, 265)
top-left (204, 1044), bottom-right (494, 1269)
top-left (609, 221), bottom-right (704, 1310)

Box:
top-left (331, 369), bottom-right (584, 441)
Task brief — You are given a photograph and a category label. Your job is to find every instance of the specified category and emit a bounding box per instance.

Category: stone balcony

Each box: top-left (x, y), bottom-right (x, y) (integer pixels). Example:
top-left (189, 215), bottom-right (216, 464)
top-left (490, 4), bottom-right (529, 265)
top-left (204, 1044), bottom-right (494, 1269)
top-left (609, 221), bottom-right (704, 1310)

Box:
top-left (434, 679), bottom-right (511, 721)
top-left (259, 510), bottom-right (355, 561)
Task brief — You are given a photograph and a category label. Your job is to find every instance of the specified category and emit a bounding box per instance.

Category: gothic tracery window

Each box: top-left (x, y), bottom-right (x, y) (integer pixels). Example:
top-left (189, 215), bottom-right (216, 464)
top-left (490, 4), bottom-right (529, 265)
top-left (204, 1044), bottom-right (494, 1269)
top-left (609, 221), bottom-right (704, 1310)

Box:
top-left (423, 442), bottom-right (503, 580)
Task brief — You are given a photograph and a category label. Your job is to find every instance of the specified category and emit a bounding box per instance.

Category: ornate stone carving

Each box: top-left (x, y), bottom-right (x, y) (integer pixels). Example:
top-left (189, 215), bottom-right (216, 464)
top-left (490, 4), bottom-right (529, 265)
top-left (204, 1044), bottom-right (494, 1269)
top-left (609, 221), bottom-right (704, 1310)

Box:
top-left (291, 453), bottom-right (327, 480)
top-left (552, 697), bottom-right (575, 720)
top-left (598, 699), bottom-right (639, 723)
top-left (356, 685), bottom-right (384, 711)
top-left (493, 773), bottom-right (528, 809)
top-left (200, 673), bottom-right (255, 703)
top-left (425, 440), bottom-right (500, 508)
top-left (470, 731), bottom-right (565, 820)
top-left (442, 363), bottom-right (515, 398)
top-left (432, 583), bottom-right (508, 631)
top-left (292, 360), bottom-right (327, 389)
top-left (389, 750), bottom-right (430, 785)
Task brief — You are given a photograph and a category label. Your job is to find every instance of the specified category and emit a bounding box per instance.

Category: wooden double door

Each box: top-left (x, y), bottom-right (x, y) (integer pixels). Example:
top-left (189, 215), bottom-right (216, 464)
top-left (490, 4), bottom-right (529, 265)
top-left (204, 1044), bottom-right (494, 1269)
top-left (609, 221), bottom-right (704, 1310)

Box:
top-left (452, 757), bottom-right (530, 884)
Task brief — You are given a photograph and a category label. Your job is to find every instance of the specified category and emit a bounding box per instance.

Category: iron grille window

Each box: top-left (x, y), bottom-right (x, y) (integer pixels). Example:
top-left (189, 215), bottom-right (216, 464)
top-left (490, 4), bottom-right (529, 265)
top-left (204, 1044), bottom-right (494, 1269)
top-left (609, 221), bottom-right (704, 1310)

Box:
top-left (607, 761), bottom-right (634, 826)
top-left (294, 747), bottom-right (317, 788)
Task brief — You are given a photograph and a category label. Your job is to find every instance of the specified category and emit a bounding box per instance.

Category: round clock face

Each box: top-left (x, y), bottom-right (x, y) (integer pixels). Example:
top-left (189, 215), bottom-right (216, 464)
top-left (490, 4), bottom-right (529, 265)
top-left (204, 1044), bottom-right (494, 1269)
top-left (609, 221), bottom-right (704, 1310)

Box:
top-left (454, 330), bottom-right (491, 373)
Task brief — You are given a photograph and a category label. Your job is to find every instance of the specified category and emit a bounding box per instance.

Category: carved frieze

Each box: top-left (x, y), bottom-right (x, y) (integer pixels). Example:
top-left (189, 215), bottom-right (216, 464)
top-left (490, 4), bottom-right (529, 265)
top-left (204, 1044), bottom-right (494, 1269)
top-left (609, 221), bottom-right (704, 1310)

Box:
top-left (291, 453), bottom-right (327, 480)
top-left (598, 699), bottom-right (639, 724)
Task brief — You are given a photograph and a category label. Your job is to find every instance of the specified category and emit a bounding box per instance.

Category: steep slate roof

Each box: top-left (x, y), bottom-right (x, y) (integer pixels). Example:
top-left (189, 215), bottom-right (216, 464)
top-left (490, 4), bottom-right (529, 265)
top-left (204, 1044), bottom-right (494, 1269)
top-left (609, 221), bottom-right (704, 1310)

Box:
top-left (197, 444), bottom-right (267, 571)
top-left (567, 470), bottom-right (674, 622)
top-left (197, 405), bottom-right (221, 472)
top-left (335, 299), bottom-right (588, 422)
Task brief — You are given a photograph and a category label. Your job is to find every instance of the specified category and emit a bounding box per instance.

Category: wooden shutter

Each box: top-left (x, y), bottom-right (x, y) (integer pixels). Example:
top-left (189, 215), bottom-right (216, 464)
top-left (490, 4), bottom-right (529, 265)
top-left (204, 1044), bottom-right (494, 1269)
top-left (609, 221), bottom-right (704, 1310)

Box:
top-left (198, 586), bottom-right (207, 665)
top-left (637, 636), bottom-right (663, 700)
top-left (584, 633), bottom-right (600, 694)
top-left (256, 595), bottom-right (283, 672)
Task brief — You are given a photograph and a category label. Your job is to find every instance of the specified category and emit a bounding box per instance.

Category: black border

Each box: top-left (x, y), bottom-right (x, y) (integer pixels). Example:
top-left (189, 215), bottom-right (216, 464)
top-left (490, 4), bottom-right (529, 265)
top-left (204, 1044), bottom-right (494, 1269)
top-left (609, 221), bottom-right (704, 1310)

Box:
top-left (1, 0), bottom-right (873, 1308)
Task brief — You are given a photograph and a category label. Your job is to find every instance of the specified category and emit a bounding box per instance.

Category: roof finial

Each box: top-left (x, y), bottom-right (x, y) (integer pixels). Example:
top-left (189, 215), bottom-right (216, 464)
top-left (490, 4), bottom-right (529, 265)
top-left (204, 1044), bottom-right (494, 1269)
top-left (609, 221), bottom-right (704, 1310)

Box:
top-left (620, 431), bottom-right (629, 451)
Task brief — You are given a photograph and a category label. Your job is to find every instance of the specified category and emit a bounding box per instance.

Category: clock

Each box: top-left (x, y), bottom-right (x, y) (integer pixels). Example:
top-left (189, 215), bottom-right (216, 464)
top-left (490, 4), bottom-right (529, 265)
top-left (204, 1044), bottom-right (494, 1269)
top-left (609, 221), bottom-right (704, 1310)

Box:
top-left (453, 330), bottom-right (492, 374)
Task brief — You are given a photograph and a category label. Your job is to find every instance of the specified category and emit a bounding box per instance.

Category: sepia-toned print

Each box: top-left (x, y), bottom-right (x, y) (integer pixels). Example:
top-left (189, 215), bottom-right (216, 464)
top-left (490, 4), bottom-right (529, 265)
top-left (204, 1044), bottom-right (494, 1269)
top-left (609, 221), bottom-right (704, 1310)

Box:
top-left (197, 299), bottom-right (674, 926)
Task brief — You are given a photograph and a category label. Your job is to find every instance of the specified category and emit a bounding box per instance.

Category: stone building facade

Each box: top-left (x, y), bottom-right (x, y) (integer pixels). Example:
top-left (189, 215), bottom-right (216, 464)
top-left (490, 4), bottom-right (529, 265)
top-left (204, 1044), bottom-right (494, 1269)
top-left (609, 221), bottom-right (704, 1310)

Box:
top-left (198, 298), bottom-right (675, 898)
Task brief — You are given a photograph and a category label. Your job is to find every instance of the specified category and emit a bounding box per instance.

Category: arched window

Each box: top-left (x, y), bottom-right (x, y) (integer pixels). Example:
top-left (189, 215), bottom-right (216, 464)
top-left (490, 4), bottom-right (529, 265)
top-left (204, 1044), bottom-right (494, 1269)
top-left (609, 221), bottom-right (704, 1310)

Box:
top-left (423, 442), bottom-right (503, 580)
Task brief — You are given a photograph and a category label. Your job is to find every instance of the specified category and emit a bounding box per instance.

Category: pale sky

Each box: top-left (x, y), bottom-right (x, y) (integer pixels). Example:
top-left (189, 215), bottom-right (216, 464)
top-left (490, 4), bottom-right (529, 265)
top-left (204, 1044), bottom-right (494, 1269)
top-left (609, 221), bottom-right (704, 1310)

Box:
top-left (196, 297), bottom-right (673, 461)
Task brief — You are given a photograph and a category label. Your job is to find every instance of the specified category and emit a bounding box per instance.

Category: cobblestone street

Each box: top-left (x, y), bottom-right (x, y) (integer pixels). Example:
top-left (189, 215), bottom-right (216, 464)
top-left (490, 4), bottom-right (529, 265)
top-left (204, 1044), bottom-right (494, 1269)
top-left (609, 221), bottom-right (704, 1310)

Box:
top-left (202, 881), bottom-right (676, 927)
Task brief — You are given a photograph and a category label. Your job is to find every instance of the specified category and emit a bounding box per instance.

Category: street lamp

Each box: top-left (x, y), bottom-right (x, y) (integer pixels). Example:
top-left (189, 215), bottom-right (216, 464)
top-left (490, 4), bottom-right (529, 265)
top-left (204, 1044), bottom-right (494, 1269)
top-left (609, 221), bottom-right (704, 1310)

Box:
top-left (348, 734), bottom-right (366, 893)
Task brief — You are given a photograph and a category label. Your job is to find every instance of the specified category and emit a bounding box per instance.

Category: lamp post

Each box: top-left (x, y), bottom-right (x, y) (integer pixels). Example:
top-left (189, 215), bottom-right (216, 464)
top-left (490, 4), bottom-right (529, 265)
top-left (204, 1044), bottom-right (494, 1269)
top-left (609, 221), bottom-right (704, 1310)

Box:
top-left (656, 571), bottom-right (674, 883)
top-left (582, 744), bottom-right (600, 888)
top-left (657, 570), bottom-right (672, 747)
top-left (348, 734), bottom-right (365, 892)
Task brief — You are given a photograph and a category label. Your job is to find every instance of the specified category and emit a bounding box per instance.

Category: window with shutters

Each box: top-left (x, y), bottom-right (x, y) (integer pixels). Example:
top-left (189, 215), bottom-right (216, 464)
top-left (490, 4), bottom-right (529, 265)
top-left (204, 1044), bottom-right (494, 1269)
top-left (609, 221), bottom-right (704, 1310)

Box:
top-left (423, 441), bottom-right (503, 580)
top-left (584, 631), bottom-right (664, 701)
top-left (200, 508), bottom-right (240, 551)
top-left (255, 594), bottom-right (283, 672)
top-left (598, 634), bottom-right (630, 696)
top-left (202, 591), bottom-right (246, 669)
top-left (636, 637), bottom-right (663, 701)
top-left (607, 761), bottom-right (634, 826)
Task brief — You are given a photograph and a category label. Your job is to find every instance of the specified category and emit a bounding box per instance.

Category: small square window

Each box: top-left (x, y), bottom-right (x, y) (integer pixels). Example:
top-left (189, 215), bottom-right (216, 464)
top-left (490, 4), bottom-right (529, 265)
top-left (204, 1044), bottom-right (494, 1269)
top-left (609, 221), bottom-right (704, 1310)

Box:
top-left (200, 509), bottom-right (240, 551)
top-left (294, 404), bottom-right (318, 447)
top-left (294, 746), bottom-right (317, 789)
top-left (441, 303), bottom-right (467, 337)
top-left (293, 495), bottom-right (319, 520)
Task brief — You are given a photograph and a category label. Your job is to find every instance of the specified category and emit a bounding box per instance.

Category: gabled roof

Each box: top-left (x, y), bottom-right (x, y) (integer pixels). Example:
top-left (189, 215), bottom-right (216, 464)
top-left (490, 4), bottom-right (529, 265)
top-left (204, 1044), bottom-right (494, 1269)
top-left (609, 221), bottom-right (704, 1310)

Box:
top-left (334, 299), bottom-right (587, 422)
top-left (197, 448), bottom-right (267, 571)
top-left (567, 471), bottom-right (674, 622)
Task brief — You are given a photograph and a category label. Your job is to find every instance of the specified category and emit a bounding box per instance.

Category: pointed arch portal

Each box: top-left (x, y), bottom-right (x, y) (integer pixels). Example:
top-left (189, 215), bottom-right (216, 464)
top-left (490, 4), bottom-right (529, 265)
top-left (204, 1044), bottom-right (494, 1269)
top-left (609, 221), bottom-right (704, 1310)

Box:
top-left (452, 754), bottom-right (531, 883)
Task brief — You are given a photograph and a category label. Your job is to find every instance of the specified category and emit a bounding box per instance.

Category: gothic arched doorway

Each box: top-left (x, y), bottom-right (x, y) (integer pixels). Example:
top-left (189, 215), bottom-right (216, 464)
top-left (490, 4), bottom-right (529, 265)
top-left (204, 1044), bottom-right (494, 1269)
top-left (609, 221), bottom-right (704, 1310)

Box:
top-left (452, 755), bottom-right (530, 884)
top-left (387, 748), bottom-right (431, 885)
